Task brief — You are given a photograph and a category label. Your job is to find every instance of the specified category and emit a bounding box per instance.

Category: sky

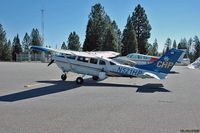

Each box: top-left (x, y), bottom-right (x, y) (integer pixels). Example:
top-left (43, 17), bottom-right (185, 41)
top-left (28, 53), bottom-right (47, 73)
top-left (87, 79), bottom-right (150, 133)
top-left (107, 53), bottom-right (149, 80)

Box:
top-left (0, 0), bottom-right (200, 52)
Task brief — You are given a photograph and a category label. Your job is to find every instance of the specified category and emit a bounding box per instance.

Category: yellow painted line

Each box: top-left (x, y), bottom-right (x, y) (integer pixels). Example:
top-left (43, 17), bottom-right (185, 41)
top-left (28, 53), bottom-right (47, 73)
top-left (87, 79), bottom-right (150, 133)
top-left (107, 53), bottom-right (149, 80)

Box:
top-left (24, 79), bottom-right (60, 88)
top-left (24, 83), bottom-right (44, 88)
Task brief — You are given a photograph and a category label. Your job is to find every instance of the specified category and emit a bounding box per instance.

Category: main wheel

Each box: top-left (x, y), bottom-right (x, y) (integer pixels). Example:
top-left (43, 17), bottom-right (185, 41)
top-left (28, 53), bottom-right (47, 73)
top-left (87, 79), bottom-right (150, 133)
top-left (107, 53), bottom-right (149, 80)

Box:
top-left (92, 76), bottom-right (99, 81)
top-left (61, 74), bottom-right (67, 81)
top-left (76, 77), bottom-right (83, 84)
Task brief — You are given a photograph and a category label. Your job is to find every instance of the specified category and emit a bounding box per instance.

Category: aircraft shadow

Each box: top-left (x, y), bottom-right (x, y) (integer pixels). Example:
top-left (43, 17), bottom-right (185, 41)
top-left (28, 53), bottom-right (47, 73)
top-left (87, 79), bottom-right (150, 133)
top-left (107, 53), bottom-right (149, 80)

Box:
top-left (135, 83), bottom-right (171, 93)
top-left (169, 71), bottom-right (180, 74)
top-left (0, 81), bottom-right (81, 102)
top-left (0, 79), bottom-right (170, 102)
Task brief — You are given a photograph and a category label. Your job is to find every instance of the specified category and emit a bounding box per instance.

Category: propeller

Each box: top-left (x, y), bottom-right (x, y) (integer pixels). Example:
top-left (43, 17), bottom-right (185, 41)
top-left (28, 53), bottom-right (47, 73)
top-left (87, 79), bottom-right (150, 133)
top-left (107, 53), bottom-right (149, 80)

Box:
top-left (48, 59), bottom-right (54, 66)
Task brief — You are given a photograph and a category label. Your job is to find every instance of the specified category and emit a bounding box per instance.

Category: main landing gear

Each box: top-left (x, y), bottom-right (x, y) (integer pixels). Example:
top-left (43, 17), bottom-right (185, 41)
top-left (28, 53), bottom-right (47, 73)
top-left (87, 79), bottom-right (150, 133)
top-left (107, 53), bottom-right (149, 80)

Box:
top-left (76, 77), bottom-right (84, 84)
top-left (61, 73), bottom-right (84, 84)
top-left (61, 74), bottom-right (98, 85)
top-left (92, 76), bottom-right (99, 81)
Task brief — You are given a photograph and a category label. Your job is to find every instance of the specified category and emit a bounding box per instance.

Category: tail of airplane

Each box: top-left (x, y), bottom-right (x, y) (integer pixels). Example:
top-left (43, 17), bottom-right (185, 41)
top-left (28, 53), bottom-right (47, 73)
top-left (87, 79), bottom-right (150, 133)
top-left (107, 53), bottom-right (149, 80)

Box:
top-left (135, 48), bottom-right (184, 75)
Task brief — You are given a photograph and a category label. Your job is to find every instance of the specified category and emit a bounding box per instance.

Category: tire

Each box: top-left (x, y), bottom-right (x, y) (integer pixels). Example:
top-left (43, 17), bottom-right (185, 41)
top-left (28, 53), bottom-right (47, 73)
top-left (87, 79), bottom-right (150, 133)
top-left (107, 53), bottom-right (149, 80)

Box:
top-left (76, 77), bottom-right (83, 84)
top-left (92, 76), bottom-right (99, 81)
top-left (61, 74), bottom-right (67, 81)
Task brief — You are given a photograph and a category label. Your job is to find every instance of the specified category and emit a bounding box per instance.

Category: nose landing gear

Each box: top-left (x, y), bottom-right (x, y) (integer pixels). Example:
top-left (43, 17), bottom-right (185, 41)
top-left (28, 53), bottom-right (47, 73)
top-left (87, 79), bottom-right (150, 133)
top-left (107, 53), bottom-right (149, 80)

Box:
top-left (61, 74), bottom-right (67, 81)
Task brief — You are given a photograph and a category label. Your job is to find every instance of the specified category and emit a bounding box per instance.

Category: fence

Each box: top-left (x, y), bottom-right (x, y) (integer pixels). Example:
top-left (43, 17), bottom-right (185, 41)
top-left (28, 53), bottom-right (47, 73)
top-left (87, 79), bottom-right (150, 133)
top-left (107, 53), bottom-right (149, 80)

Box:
top-left (16, 53), bottom-right (51, 62)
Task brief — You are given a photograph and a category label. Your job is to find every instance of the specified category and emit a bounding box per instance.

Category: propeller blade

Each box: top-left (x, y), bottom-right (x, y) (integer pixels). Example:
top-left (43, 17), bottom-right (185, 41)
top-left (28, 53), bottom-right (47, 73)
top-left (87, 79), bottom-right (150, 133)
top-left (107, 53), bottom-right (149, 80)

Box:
top-left (48, 60), bottom-right (54, 66)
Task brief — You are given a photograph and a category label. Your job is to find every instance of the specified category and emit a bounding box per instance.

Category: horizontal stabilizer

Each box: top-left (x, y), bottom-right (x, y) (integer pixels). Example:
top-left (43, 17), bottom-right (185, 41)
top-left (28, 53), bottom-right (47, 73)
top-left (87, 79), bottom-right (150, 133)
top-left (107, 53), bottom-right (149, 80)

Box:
top-left (143, 72), bottom-right (165, 80)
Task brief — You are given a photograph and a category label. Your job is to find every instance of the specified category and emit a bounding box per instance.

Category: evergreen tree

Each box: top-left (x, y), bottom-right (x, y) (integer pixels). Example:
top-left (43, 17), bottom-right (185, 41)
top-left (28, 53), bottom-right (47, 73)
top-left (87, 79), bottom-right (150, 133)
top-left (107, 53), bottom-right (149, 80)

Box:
top-left (121, 16), bottom-right (137, 56)
top-left (83, 3), bottom-right (118, 52)
top-left (30, 28), bottom-right (42, 54)
top-left (146, 43), bottom-right (153, 55)
top-left (67, 31), bottom-right (80, 51)
top-left (102, 25), bottom-right (118, 51)
top-left (151, 39), bottom-right (158, 56)
top-left (0, 24), bottom-right (7, 60)
top-left (172, 40), bottom-right (177, 48)
top-left (22, 33), bottom-right (31, 54)
top-left (165, 38), bottom-right (172, 52)
top-left (12, 34), bottom-right (22, 61)
top-left (111, 21), bottom-right (122, 52)
top-left (2, 40), bottom-right (12, 61)
top-left (30, 28), bottom-right (42, 45)
top-left (178, 38), bottom-right (187, 49)
top-left (187, 38), bottom-right (193, 54)
top-left (83, 3), bottom-right (107, 51)
top-left (131, 4), bottom-right (151, 54)
top-left (193, 36), bottom-right (200, 61)
top-left (61, 42), bottom-right (67, 50)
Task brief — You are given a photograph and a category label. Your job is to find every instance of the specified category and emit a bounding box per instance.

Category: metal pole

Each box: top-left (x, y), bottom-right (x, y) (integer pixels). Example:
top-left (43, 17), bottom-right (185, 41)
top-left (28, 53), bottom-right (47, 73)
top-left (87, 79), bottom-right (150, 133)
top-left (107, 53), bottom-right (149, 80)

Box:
top-left (41, 9), bottom-right (46, 62)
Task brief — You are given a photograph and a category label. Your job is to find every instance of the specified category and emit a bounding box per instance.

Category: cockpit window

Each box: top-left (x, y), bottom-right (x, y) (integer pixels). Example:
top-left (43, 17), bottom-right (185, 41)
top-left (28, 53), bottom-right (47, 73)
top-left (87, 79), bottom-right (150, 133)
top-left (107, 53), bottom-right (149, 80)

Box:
top-left (110, 61), bottom-right (116, 65)
top-left (99, 60), bottom-right (106, 65)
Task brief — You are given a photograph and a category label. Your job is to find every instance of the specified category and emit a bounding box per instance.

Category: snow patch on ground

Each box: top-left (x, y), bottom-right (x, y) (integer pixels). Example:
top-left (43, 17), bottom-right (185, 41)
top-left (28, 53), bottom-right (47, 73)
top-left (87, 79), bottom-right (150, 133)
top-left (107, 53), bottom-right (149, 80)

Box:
top-left (187, 57), bottom-right (200, 69)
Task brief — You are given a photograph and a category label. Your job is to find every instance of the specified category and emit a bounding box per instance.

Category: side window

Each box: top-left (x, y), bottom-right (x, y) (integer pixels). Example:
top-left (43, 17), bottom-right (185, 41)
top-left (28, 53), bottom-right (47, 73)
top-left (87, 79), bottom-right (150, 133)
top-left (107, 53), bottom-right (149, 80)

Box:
top-left (99, 60), bottom-right (106, 65)
top-left (77, 56), bottom-right (89, 63)
top-left (90, 58), bottom-right (98, 64)
top-left (67, 55), bottom-right (76, 60)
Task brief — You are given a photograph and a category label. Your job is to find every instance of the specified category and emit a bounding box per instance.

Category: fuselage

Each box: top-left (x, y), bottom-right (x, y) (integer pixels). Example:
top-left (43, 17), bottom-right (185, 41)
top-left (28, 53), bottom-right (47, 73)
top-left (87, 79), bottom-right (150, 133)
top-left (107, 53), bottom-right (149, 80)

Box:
top-left (126, 53), bottom-right (158, 64)
top-left (53, 54), bottom-right (165, 80)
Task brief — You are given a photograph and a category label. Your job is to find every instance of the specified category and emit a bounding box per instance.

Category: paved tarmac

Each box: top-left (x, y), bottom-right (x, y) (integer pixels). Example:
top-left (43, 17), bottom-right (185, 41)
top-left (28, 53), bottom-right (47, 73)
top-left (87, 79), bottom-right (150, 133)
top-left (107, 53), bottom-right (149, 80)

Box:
top-left (0, 62), bottom-right (200, 133)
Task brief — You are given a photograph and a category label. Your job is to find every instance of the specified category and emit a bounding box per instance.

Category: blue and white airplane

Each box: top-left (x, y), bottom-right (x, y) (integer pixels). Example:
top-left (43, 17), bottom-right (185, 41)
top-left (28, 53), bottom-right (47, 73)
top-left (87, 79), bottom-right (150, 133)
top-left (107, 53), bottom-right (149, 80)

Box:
top-left (31, 46), bottom-right (183, 84)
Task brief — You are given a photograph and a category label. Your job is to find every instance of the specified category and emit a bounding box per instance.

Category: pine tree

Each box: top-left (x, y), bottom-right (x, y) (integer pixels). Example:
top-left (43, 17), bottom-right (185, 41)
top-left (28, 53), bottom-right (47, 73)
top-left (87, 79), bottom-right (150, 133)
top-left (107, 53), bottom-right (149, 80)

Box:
top-left (83, 3), bottom-right (118, 52)
top-left (61, 42), bottom-right (67, 50)
top-left (2, 40), bottom-right (12, 61)
top-left (83, 3), bottom-right (107, 51)
top-left (172, 40), bottom-right (177, 48)
top-left (0, 24), bottom-right (7, 60)
top-left (102, 25), bottom-right (118, 51)
top-left (111, 21), bottom-right (122, 52)
top-left (131, 4), bottom-right (151, 54)
top-left (12, 34), bottom-right (22, 61)
top-left (151, 39), bottom-right (158, 56)
top-left (30, 28), bottom-right (42, 54)
top-left (146, 43), bottom-right (153, 55)
top-left (22, 33), bottom-right (31, 54)
top-left (67, 31), bottom-right (80, 51)
top-left (193, 36), bottom-right (200, 61)
top-left (178, 38), bottom-right (187, 49)
top-left (31, 28), bottom-right (42, 45)
top-left (165, 38), bottom-right (172, 52)
top-left (187, 38), bottom-right (193, 54)
top-left (121, 16), bottom-right (137, 56)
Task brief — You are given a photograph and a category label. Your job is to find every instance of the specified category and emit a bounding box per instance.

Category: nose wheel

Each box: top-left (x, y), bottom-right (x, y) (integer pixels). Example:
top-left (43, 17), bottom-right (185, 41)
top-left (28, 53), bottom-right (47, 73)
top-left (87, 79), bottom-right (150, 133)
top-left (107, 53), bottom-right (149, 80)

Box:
top-left (92, 76), bottom-right (99, 81)
top-left (76, 77), bottom-right (84, 84)
top-left (61, 74), bottom-right (67, 81)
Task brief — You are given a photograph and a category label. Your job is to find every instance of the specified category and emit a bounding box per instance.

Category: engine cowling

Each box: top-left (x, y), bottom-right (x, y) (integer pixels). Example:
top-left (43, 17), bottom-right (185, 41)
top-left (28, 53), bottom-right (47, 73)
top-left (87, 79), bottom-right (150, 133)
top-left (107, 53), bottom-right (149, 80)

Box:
top-left (98, 72), bottom-right (107, 80)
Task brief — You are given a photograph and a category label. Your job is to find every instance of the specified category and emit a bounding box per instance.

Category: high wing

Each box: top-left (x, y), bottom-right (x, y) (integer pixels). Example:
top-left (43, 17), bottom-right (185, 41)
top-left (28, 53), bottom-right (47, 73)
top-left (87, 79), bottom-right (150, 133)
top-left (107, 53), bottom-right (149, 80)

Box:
top-left (30, 46), bottom-right (120, 58)
top-left (89, 51), bottom-right (120, 58)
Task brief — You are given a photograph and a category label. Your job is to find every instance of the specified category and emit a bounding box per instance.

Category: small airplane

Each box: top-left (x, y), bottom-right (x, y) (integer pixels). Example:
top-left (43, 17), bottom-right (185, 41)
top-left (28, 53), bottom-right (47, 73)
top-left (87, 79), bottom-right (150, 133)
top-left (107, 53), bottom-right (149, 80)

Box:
top-left (113, 53), bottom-right (158, 66)
top-left (30, 46), bottom-right (183, 84)
top-left (114, 50), bottom-right (187, 65)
